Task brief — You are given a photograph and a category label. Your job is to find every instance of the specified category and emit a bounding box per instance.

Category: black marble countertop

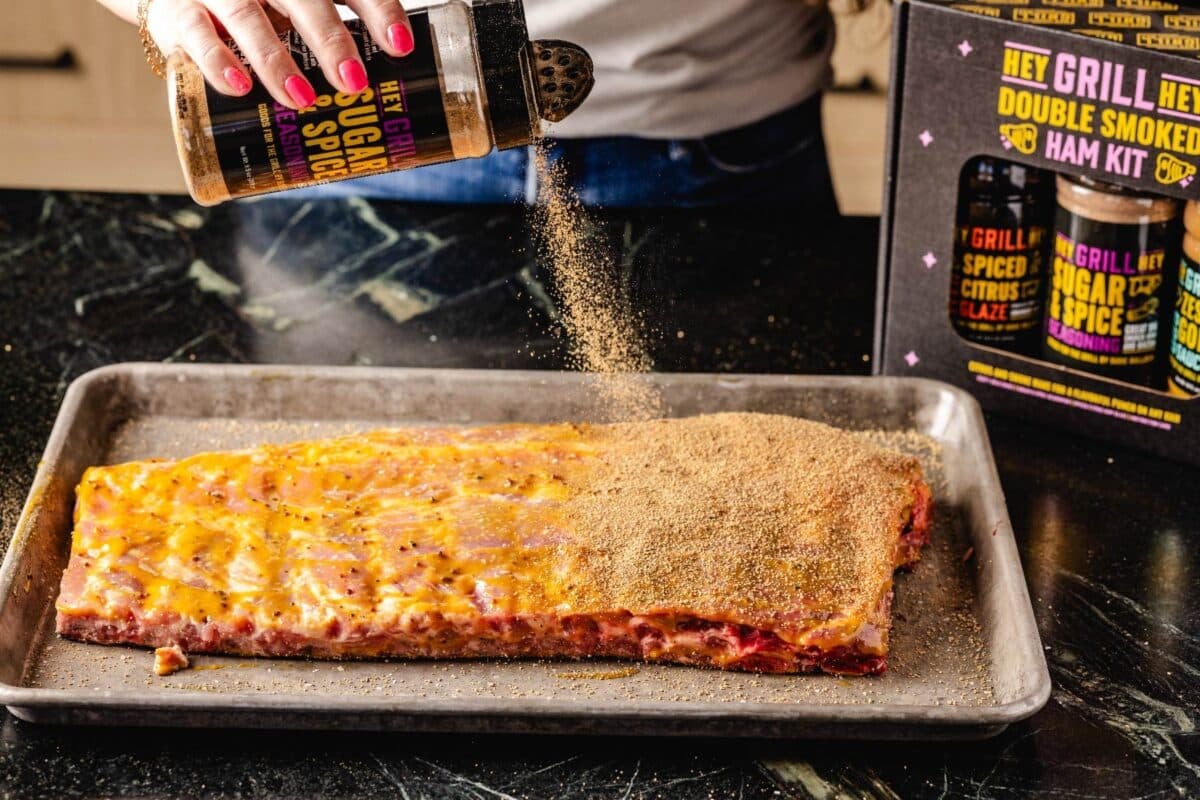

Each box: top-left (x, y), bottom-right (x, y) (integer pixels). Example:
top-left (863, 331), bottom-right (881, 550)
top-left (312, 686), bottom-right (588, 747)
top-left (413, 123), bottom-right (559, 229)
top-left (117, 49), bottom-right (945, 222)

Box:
top-left (0, 190), bottom-right (1196, 799)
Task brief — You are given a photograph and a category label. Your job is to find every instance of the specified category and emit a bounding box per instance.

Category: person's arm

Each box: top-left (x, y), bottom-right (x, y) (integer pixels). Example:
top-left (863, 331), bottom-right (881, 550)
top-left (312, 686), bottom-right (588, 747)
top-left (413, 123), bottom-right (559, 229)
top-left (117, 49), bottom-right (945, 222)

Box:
top-left (94, 0), bottom-right (413, 110)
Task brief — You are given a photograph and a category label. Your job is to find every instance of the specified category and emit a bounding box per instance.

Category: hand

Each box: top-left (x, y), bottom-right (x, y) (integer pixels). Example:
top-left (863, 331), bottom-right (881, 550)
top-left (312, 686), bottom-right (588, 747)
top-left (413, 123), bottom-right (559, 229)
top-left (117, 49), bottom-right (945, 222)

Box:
top-left (145, 0), bottom-right (414, 109)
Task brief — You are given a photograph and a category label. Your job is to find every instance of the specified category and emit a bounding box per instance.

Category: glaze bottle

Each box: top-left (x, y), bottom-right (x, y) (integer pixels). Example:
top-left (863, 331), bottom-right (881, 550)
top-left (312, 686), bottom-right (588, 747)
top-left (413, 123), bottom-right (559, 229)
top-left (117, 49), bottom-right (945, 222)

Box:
top-left (949, 157), bottom-right (1054, 355)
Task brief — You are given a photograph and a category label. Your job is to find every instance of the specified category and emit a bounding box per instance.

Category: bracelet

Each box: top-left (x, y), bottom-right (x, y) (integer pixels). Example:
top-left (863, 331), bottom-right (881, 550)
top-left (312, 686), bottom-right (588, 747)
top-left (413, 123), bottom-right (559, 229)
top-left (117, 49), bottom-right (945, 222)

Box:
top-left (137, 0), bottom-right (168, 79)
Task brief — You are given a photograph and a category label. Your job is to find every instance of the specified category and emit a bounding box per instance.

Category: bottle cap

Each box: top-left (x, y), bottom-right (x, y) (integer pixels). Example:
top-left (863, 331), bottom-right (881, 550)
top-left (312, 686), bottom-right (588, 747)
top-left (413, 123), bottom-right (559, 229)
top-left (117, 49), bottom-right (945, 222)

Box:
top-left (1056, 173), bottom-right (1179, 224)
top-left (471, 0), bottom-right (594, 150)
top-left (1184, 200), bottom-right (1200, 236)
top-left (529, 40), bottom-right (594, 123)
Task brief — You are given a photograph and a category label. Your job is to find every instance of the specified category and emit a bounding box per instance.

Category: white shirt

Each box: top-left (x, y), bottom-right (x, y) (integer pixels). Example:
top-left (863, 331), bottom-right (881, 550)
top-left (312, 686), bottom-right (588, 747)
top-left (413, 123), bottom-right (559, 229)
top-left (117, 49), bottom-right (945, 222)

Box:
top-left (527, 0), bottom-right (834, 139)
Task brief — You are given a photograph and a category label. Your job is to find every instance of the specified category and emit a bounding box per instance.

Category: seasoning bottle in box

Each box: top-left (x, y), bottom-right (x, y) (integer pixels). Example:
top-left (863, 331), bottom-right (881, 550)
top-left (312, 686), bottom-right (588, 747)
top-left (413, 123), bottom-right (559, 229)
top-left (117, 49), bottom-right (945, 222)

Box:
top-left (168, 0), bottom-right (593, 205)
top-left (1168, 201), bottom-right (1200, 396)
top-left (1043, 175), bottom-right (1180, 387)
top-left (949, 157), bottom-right (1053, 355)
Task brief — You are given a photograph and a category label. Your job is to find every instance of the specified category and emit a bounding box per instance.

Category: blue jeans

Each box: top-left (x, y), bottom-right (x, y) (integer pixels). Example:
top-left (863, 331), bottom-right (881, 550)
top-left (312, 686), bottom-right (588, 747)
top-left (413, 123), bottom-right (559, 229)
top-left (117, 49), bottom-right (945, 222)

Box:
top-left (298, 95), bottom-right (837, 212)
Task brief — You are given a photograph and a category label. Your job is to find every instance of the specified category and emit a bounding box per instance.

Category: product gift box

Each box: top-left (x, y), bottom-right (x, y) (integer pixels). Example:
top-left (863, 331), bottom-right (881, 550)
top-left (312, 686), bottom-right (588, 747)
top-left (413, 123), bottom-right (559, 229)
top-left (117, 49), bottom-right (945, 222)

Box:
top-left (875, 0), bottom-right (1200, 463)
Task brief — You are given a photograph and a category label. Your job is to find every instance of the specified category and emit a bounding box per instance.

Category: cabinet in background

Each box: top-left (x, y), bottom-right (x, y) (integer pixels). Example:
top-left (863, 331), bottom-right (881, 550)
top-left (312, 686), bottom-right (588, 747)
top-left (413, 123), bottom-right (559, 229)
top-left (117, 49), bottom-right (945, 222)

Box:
top-left (0, 0), bottom-right (185, 193)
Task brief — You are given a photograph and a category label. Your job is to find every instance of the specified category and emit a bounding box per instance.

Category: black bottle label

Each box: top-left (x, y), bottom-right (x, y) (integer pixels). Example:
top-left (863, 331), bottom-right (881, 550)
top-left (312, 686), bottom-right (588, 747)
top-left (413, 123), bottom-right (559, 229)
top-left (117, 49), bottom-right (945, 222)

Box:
top-left (1044, 210), bottom-right (1174, 384)
top-left (1169, 252), bottom-right (1200, 396)
top-left (950, 220), bottom-right (1047, 342)
top-left (206, 14), bottom-right (453, 199)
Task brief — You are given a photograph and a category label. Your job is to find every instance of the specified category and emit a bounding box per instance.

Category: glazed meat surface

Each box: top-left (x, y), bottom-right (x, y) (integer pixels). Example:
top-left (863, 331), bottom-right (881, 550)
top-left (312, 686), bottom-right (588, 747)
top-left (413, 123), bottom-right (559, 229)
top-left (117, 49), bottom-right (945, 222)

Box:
top-left (56, 413), bottom-right (932, 675)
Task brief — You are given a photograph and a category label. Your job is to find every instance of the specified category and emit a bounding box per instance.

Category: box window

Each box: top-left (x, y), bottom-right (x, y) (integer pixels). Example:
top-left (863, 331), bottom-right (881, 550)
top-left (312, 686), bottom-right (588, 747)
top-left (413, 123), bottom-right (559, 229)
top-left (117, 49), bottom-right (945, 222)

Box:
top-left (950, 156), bottom-right (1198, 396)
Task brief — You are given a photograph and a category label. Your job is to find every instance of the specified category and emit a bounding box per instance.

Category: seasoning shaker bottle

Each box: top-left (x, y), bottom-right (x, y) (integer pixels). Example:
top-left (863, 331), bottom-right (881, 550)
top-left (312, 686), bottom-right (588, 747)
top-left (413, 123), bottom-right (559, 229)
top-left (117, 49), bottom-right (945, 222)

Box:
top-left (1168, 201), bottom-right (1200, 396)
top-left (1043, 175), bottom-right (1180, 387)
top-left (949, 157), bottom-right (1053, 355)
top-left (168, 0), bottom-right (594, 205)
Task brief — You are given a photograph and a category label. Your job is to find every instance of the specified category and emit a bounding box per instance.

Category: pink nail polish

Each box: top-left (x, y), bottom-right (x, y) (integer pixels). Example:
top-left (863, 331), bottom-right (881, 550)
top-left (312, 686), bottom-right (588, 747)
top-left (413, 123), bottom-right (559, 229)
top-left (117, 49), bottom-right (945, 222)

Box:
top-left (338, 59), bottom-right (369, 93)
top-left (284, 75), bottom-right (317, 108)
top-left (224, 67), bottom-right (252, 95)
top-left (388, 23), bottom-right (415, 55)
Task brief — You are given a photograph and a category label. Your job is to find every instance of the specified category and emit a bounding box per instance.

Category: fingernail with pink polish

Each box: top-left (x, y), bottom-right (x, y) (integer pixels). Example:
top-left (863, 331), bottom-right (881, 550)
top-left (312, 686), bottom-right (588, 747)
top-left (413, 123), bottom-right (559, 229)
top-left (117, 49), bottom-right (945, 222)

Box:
top-left (224, 67), bottom-right (252, 95)
top-left (339, 59), bottom-right (369, 93)
top-left (284, 75), bottom-right (317, 108)
top-left (388, 23), bottom-right (415, 55)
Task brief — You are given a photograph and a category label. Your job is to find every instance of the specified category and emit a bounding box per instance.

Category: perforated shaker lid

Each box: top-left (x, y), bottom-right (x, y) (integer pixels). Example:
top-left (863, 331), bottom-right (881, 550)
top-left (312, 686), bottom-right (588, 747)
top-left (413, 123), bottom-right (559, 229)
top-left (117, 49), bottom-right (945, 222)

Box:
top-left (470, 0), bottom-right (594, 150)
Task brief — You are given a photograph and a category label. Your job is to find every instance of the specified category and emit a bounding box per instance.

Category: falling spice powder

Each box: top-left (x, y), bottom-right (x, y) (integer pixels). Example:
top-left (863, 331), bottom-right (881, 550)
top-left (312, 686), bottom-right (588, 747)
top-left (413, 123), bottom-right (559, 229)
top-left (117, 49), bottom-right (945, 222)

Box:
top-left (530, 144), bottom-right (664, 421)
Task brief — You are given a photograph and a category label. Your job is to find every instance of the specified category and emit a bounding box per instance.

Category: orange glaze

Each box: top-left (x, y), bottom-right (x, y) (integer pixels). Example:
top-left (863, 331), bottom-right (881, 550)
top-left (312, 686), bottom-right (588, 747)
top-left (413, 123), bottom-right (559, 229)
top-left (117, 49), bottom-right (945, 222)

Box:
top-left (58, 426), bottom-right (591, 638)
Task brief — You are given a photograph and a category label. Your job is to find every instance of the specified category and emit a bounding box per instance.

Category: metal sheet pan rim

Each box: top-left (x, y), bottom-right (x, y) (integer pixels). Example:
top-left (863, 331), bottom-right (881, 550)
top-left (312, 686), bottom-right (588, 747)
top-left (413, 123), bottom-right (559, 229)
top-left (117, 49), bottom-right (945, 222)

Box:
top-left (0, 363), bottom-right (1052, 735)
top-left (0, 683), bottom-right (1049, 726)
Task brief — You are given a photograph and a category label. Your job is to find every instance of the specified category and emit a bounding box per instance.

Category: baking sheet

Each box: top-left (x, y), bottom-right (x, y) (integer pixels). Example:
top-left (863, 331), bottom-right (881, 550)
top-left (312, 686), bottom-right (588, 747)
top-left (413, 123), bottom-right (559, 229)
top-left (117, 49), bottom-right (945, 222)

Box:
top-left (0, 365), bottom-right (1050, 738)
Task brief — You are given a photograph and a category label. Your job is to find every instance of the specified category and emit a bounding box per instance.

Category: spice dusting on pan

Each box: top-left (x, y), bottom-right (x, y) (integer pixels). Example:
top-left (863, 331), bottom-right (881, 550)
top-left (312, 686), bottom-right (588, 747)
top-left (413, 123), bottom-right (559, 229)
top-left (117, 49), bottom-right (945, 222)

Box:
top-left (556, 668), bottom-right (640, 680)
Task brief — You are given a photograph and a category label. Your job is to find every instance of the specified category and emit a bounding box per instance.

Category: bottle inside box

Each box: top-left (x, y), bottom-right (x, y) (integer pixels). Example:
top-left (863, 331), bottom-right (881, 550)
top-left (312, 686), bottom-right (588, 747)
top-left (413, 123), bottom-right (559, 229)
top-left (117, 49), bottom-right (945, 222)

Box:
top-left (950, 155), bottom-right (1200, 397)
